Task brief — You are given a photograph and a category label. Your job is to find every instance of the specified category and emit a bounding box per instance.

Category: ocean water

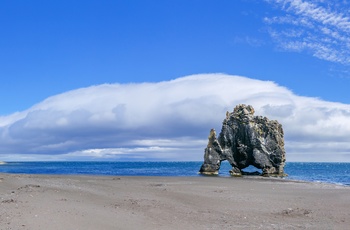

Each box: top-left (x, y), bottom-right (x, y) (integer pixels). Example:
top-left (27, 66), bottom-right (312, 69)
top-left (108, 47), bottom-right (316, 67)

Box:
top-left (0, 161), bottom-right (349, 186)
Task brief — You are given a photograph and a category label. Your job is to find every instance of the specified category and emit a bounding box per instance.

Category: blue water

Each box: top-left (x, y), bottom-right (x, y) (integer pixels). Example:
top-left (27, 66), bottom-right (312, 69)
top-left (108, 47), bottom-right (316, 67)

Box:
top-left (0, 161), bottom-right (349, 186)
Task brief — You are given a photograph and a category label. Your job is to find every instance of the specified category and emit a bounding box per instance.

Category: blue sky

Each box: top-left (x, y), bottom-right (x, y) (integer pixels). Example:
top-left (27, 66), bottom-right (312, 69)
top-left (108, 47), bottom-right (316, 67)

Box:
top-left (1, 0), bottom-right (350, 162)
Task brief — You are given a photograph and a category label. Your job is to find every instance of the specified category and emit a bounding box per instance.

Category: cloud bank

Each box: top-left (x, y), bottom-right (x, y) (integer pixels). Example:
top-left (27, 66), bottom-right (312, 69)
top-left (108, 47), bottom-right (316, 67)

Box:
top-left (265, 0), bottom-right (350, 65)
top-left (0, 73), bottom-right (350, 162)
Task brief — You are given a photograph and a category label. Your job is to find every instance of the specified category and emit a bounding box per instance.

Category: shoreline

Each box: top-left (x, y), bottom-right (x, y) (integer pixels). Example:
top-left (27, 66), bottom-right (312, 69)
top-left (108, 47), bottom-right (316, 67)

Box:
top-left (1, 173), bottom-right (349, 229)
top-left (0, 161), bottom-right (349, 187)
top-left (1, 170), bottom-right (349, 187)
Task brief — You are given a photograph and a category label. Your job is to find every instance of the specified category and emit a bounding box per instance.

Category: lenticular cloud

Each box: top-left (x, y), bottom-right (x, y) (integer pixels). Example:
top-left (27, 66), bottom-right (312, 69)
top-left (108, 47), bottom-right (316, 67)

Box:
top-left (0, 74), bottom-right (349, 161)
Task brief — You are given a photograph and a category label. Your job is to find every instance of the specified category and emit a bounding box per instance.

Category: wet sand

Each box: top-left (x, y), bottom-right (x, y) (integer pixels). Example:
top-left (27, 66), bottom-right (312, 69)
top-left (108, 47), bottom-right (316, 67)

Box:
top-left (0, 173), bottom-right (349, 229)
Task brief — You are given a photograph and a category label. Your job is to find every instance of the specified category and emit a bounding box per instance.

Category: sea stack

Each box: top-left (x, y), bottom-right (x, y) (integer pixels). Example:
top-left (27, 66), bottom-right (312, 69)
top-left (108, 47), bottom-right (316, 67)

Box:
top-left (199, 104), bottom-right (286, 176)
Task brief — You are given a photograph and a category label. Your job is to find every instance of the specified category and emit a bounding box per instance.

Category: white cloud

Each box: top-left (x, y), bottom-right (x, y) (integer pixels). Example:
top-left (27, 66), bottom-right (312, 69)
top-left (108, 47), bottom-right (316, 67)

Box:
top-left (265, 0), bottom-right (350, 65)
top-left (0, 73), bottom-right (350, 162)
top-left (233, 36), bottom-right (265, 47)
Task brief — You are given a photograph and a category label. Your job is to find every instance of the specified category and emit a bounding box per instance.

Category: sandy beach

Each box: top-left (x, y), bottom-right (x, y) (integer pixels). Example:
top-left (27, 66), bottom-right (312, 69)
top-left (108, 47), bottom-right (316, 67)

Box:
top-left (0, 174), bottom-right (349, 230)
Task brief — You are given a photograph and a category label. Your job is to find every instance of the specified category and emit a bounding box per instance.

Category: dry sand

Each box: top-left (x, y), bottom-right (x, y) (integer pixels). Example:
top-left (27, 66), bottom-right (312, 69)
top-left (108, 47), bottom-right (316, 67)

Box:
top-left (0, 173), bottom-right (349, 230)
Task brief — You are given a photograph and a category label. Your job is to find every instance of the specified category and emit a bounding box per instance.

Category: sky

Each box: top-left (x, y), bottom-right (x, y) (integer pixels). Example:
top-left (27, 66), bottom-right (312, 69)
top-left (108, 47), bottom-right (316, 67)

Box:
top-left (0, 0), bottom-right (350, 162)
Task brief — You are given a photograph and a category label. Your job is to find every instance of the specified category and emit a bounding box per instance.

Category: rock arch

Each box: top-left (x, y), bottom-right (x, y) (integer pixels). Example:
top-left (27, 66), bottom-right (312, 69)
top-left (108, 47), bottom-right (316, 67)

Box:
top-left (199, 104), bottom-right (286, 176)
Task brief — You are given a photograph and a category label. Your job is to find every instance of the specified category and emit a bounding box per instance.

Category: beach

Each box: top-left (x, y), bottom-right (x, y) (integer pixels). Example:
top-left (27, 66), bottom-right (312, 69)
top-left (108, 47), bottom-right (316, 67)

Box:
top-left (0, 174), bottom-right (349, 229)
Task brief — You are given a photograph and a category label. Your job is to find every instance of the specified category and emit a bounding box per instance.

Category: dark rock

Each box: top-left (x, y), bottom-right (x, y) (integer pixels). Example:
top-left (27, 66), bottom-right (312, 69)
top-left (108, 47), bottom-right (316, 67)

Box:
top-left (199, 129), bottom-right (222, 175)
top-left (199, 104), bottom-right (286, 177)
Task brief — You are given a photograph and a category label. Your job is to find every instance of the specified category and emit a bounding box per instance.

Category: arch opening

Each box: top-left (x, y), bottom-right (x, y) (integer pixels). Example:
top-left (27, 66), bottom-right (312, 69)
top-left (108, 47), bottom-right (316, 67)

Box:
top-left (241, 165), bottom-right (262, 175)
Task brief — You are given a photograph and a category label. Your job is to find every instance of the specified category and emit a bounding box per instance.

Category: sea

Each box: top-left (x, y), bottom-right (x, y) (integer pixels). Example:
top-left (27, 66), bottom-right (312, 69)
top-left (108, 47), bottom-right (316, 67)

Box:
top-left (0, 161), bottom-right (349, 186)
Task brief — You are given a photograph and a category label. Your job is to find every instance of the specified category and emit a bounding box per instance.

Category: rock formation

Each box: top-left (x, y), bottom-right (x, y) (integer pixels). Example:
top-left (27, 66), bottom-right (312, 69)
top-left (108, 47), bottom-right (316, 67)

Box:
top-left (199, 104), bottom-right (286, 176)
